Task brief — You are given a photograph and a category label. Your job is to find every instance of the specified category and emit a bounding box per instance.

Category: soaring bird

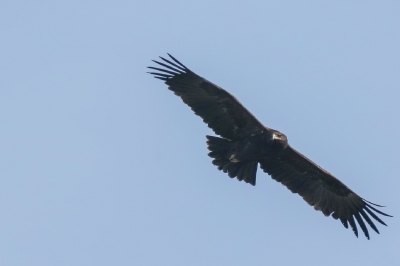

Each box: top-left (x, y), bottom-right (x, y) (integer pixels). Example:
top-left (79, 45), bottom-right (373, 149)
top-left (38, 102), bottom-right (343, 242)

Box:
top-left (148, 54), bottom-right (391, 239)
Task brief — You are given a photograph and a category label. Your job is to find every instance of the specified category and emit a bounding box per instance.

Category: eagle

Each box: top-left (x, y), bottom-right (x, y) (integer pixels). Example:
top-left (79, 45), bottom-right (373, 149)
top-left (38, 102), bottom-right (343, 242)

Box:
top-left (148, 54), bottom-right (391, 239)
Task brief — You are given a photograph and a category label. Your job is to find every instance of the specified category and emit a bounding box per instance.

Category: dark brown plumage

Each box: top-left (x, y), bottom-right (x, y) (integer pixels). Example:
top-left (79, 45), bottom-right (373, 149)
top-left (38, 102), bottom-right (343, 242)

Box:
top-left (148, 54), bottom-right (391, 239)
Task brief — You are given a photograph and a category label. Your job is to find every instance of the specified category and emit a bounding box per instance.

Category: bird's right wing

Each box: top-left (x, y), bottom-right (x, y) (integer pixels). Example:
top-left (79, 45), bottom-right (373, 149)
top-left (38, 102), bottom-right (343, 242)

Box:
top-left (148, 54), bottom-right (269, 140)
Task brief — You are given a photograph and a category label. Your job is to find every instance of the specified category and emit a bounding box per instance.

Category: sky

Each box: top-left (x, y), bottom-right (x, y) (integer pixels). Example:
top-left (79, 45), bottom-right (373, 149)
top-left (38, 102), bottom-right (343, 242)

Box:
top-left (1, 1), bottom-right (399, 265)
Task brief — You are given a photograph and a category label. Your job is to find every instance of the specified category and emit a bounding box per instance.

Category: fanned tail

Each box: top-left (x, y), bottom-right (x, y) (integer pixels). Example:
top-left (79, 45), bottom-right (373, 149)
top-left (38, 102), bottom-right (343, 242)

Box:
top-left (206, 135), bottom-right (258, 185)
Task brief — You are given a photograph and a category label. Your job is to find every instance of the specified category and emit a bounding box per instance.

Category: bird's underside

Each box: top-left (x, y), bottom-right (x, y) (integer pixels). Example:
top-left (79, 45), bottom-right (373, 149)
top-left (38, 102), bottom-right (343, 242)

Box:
top-left (148, 53), bottom-right (391, 239)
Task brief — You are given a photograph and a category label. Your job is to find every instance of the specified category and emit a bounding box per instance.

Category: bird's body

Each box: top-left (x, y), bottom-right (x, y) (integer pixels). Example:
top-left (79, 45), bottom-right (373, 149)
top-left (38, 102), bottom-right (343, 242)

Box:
top-left (148, 54), bottom-right (391, 239)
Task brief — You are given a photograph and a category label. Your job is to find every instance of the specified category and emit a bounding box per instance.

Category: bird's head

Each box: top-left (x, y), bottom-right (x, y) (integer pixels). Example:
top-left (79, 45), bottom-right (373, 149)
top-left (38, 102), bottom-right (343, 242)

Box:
top-left (272, 131), bottom-right (288, 150)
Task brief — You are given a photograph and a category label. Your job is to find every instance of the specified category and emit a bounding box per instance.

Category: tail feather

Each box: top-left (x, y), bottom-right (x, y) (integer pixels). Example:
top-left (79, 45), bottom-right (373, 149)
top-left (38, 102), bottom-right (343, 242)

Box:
top-left (206, 135), bottom-right (258, 186)
top-left (222, 162), bottom-right (242, 177)
top-left (237, 161), bottom-right (258, 184)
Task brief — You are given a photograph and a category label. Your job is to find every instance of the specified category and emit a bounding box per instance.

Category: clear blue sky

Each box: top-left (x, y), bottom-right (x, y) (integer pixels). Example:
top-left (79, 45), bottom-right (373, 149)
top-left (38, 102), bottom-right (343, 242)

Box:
top-left (1, 1), bottom-right (399, 265)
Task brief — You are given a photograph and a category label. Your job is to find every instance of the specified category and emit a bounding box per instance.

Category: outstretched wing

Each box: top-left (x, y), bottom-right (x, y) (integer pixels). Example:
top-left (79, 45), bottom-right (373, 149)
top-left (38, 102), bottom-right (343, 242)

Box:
top-left (259, 146), bottom-right (391, 239)
top-left (148, 54), bottom-right (268, 140)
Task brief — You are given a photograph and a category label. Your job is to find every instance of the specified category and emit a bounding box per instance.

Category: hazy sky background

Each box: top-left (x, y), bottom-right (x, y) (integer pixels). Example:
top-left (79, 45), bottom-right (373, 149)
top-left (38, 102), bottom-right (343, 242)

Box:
top-left (1, 1), bottom-right (399, 265)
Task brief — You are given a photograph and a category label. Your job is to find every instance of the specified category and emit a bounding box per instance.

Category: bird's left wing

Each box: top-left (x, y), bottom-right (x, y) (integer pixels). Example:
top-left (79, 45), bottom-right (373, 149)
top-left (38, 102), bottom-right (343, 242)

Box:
top-left (259, 146), bottom-right (391, 239)
top-left (148, 54), bottom-right (269, 140)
